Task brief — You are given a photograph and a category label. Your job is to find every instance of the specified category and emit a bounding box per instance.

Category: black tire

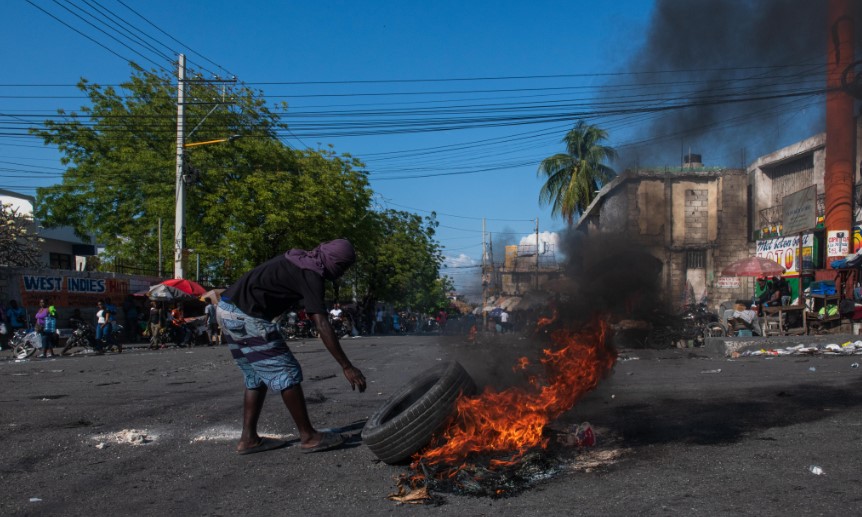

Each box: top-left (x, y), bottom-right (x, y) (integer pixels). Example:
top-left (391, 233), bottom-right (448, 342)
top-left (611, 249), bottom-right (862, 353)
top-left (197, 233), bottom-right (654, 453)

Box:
top-left (704, 321), bottom-right (727, 338)
top-left (361, 360), bottom-right (477, 464)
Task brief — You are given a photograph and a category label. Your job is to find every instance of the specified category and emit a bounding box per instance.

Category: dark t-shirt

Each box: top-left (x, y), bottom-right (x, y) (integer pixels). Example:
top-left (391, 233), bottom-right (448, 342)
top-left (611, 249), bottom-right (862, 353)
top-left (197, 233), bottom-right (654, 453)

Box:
top-left (222, 255), bottom-right (326, 320)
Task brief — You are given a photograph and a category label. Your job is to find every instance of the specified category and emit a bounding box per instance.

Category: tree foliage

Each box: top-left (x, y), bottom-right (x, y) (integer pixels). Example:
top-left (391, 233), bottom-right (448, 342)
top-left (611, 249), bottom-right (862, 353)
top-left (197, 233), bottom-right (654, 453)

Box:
top-left (537, 120), bottom-right (617, 226)
top-left (0, 203), bottom-right (43, 267)
top-left (30, 63), bottom-right (447, 311)
top-left (351, 209), bottom-right (451, 312)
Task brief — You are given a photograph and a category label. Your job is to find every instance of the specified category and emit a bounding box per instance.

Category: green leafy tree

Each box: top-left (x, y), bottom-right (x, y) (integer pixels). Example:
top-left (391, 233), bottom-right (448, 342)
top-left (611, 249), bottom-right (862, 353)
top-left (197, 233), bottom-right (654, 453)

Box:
top-left (537, 120), bottom-right (617, 226)
top-left (30, 64), bottom-right (449, 312)
top-left (352, 209), bottom-right (449, 313)
top-left (0, 203), bottom-right (43, 267)
top-left (30, 64), bottom-right (373, 284)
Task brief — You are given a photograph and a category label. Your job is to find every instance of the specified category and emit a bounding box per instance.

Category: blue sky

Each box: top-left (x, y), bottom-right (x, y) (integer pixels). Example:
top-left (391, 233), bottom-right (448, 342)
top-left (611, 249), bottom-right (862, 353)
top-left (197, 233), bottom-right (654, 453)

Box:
top-left (1, 1), bottom-right (830, 297)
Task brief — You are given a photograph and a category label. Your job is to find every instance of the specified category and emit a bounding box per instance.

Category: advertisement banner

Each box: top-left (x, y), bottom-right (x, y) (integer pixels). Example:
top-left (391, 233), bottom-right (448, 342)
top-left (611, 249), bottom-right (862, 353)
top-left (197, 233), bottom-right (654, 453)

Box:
top-left (755, 234), bottom-right (814, 274)
top-left (782, 186), bottom-right (817, 235)
top-left (827, 230), bottom-right (849, 258)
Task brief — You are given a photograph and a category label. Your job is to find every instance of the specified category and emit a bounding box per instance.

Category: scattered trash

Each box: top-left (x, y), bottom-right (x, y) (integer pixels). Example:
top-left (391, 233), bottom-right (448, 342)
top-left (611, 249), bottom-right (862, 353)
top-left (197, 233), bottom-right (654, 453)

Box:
top-left (809, 367), bottom-right (817, 372)
top-left (852, 363), bottom-right (859, 369)
top-left (557, 422), bottom-right (596, 447)
top-left (571, 449), bottom-right (623, 472)
top-left (92, 429), bottom-right (153, 446)
top-left (701, 369), bottom-right (722, 374)
top-left (29, 498), bottom-right (42, 503)
top-left (387, 485), bottom-right (433, 504)
top-left (95, 442), bottom-right (107, 449)
top-left (809, 465), bottom-right (825, 476)
top-left (735, 341), bottom-right (862, 358)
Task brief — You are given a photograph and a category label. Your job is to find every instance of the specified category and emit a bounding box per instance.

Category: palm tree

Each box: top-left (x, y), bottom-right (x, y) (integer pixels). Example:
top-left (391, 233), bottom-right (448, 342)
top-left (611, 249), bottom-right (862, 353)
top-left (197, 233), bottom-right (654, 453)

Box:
top-left (537, 120), bottom-right (617, 226)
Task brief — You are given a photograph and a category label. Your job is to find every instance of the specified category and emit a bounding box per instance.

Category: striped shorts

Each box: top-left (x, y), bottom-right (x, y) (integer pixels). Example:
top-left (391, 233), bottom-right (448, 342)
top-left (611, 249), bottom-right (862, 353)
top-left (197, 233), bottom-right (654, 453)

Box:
top-left (216, 300), bottom-right (303, 391)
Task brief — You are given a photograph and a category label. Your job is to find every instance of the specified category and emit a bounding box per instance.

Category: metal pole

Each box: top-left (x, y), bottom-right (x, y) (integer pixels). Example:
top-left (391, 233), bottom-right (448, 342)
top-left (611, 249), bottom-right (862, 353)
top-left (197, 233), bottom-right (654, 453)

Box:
top-left (535, 218), bottom-right (540, 290)
top-left (482, 218), bottom-right (486, 331)
top-left (158, 217), bottom-right (162, 277)
top-left (174, 53), bottom-right (186, 279)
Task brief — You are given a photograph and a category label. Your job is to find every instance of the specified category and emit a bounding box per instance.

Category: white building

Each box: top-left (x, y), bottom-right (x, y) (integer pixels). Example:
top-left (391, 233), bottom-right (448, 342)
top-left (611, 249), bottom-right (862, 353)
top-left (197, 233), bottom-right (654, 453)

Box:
top-left (0, 188), bottom-right (97, 270)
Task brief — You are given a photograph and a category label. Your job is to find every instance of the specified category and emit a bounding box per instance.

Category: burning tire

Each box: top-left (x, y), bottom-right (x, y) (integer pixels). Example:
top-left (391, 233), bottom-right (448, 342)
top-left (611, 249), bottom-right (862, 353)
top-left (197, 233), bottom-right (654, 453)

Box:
top-left (362, 360), bottom-right (476, 465)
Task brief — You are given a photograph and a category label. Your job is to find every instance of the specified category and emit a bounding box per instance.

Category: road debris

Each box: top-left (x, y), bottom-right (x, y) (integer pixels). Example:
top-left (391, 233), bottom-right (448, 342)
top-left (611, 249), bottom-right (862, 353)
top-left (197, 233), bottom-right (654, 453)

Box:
top-left (809, 465), bottom-right (825, 475)
top-left (92, 429), bottom-right (154, 445)
top-left (734, 341), bottom-right (862, 358)
top-left (701, 368), bottom-right (722, 374)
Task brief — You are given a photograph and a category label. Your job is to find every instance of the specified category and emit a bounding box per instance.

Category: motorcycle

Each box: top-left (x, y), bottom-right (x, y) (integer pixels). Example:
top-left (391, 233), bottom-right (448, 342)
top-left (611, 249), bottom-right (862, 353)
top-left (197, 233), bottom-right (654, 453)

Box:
top-left (644, 302), bottom-right (725, 348)
top-left (278, 317), bottom-right (319, 340)
top-left (11, 328), bottom-right (42, 360)
top-left (61, 321), bottom-right (124, 355)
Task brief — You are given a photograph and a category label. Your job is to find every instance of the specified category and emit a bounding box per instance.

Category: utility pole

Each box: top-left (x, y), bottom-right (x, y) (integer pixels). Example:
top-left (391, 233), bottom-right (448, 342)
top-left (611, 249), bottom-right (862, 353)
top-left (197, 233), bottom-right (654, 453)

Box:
top-left (535, 218), bottom-right (540, 290)
top-left (482, 218), bottom-right (487, 330)
top-left (158, 218), bottom-right (163, 277)
top-left (174, 53), bottom-right (186, 279)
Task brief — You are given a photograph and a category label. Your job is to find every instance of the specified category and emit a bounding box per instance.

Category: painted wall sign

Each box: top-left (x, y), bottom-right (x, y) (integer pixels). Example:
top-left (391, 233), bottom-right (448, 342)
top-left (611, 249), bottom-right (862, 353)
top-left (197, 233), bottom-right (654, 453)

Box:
top-left (827, 230), bottom-right (849, 258)
top-left (715, 276), bottom-right (741, 289)
top-left (20, 275), bottom-right (129, 308)
top-left (782, 185), bottom-right (817, 235)
top-left (755, 234), bottom-right (814, 273)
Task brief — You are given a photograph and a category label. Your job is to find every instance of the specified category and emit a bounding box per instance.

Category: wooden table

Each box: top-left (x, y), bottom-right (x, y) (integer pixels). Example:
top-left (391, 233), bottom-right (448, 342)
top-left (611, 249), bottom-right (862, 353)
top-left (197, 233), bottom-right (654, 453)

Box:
top-left (762, 305), bottom-right (807, 336)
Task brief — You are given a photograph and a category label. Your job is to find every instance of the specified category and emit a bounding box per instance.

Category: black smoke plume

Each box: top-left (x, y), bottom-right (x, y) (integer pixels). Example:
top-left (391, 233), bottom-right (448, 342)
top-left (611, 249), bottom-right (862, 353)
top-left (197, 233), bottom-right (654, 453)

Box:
top-left (611, 0), bottom-right (861, 169)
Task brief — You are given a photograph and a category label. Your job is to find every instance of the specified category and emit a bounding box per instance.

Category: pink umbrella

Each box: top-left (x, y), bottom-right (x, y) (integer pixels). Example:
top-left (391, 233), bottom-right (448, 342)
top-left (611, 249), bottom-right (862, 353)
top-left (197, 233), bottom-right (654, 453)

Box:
top-left (721, 257), bottom-right (786, 277)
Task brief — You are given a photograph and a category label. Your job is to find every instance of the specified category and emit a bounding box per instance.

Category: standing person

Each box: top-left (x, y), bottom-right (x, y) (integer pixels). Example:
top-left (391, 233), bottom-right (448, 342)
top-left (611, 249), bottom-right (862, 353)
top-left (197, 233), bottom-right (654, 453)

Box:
top-left (171, 302), bottom-right (193, 346)
top-left (34, 298), bottom-right (55, 358)
top-left (122, 295), bottom-right (139, 343)
top-left (217, 238), bottom-right (366, 455)
top-left (7, 299), bottom-right (27, 334)
top-left (148, 301), bottom-right (162, 350)
top-left (95, 300), bottom-right (120, 353)
top-left (499, 309), bottom-right (510, 333)
top-left (0, 300), bottom-right (8, 350)
top-left (373, 306), bottom-right (384, 335)
top-left (204, 298), bottom-right (219, 346)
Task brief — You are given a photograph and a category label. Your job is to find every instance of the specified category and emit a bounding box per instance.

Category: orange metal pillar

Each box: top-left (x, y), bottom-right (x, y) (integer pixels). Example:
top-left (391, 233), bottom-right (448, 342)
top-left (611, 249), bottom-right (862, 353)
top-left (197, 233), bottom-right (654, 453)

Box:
top-left (824, 0), bottom-right (856, 263)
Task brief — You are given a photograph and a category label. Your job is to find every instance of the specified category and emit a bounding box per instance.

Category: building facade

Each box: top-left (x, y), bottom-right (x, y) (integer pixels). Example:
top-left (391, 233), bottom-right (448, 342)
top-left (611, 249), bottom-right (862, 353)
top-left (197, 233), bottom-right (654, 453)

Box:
top-left (575, 161), bottom-right (751, 313)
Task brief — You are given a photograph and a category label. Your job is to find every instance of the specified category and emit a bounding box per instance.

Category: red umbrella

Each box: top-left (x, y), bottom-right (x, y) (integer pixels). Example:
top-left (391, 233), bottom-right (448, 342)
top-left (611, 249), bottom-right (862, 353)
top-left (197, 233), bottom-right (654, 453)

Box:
top-left (160, 278), bottom-right (207, 296)
top-left (721, 257), bottom-right (786, 277)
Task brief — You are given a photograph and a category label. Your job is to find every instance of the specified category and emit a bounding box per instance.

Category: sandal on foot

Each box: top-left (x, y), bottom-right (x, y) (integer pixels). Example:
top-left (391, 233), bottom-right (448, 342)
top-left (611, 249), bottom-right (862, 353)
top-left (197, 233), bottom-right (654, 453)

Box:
top-left (236, 437), bottom-right (288, 455)
top-left (300, 432), bottom-right (345, 453)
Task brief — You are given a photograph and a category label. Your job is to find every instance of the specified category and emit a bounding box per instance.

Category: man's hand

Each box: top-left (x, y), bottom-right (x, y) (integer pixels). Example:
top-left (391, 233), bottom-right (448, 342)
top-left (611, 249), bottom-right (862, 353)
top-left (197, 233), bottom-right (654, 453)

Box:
top-left (343, 365), bottom-right (366, 392)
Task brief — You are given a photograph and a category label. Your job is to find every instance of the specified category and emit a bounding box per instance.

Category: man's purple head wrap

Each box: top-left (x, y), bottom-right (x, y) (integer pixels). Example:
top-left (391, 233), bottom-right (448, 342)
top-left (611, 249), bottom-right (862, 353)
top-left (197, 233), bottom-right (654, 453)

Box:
top-left (284, 239), bottom-right (356, 280)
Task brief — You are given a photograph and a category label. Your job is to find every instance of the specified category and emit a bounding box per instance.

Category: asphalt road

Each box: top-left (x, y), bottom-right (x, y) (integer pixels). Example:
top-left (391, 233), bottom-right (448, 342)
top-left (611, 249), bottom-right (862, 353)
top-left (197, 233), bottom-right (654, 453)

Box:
top-left (1, 333), bottom-right (861, 516)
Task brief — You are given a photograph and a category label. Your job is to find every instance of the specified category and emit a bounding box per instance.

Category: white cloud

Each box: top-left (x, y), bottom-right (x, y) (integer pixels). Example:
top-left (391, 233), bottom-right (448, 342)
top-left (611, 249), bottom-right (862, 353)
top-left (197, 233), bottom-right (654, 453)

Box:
top-left (518, 231), bottom-right (560, 254)
top-left (444, 253), bottom-right (478, 268)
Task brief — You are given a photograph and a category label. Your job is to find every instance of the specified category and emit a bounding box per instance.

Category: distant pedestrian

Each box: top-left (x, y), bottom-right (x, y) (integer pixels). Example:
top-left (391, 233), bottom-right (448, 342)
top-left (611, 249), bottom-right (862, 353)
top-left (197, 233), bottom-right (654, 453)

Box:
top-left (148, 301), bottom-right (162, 350)
top-left (34, 298), bottom-right (56, 358)
top-left (204, 298), bottom-right (219, 346)
top-left (373, 307), bottom-right (384, 335)
top-left (6, 300), bottom-right (26, 333)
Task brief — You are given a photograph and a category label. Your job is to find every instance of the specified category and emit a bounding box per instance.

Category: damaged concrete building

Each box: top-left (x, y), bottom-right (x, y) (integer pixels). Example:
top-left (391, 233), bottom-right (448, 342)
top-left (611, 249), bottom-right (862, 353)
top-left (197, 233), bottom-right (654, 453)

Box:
top-left (574, 156), bottom-right (752, 312)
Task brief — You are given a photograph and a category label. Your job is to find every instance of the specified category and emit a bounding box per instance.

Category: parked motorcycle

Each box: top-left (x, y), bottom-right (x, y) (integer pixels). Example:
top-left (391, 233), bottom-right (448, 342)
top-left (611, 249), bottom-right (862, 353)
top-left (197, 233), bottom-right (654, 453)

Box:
top-left (644, 303), bottom-right (725, 348)
top-left (61, 321), bottom-right (123, 355)
top-left (11, 328), bottom-right (42, 359)
top-left (278, 317), bottom-right (319, 340)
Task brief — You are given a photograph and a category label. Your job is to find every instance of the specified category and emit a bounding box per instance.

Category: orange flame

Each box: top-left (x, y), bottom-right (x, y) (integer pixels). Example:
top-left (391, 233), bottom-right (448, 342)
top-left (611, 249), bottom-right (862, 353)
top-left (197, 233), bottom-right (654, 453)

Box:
top-left (411, 320), bottom-right (615, 479)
